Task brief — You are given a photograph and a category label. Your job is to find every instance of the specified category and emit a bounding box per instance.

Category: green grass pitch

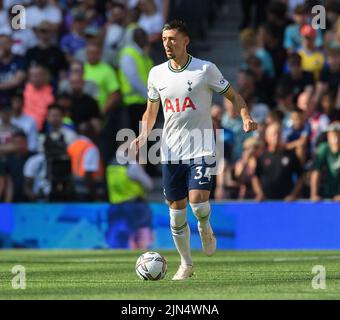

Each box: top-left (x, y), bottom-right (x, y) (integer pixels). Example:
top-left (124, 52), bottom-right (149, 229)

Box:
top-left (0, 250), bottom-right (340, 299)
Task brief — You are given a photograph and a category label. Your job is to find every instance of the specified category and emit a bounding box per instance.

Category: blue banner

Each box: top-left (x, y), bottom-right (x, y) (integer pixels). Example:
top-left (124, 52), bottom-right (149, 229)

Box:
top-left (0, 202), bottom-right (339, 249)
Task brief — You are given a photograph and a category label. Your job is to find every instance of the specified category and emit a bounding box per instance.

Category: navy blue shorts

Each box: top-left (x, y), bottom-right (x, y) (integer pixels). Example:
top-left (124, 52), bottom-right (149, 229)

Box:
top-left (162, 156), bottom-right (216, 201)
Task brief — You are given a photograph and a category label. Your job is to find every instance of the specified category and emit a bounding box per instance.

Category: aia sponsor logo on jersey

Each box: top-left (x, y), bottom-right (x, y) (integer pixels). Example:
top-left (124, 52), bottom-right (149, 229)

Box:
top-left (164, 97), bottom-right (197, 113)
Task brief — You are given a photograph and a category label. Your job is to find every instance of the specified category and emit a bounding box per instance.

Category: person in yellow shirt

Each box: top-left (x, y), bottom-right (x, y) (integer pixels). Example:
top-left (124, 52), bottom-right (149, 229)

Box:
top-left (298, 24), bottom-right (326, 81)
top-left (83, 41), bottom-right (121, 114)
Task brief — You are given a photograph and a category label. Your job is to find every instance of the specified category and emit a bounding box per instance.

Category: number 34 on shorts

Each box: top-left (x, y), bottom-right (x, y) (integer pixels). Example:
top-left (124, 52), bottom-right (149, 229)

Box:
top-left (162, 157), bottom-right (215, 201)
top-left (193, 166), bottom-right (211, 185)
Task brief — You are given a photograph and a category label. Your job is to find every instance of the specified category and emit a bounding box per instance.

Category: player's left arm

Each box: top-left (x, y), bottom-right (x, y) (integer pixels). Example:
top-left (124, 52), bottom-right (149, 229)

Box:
top-left (223, 86), bottom-right (258, 133)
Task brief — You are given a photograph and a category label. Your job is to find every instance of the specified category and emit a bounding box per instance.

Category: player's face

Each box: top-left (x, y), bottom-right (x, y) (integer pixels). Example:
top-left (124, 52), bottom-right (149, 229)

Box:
top-left (162, 29), bottom-right (189, 60)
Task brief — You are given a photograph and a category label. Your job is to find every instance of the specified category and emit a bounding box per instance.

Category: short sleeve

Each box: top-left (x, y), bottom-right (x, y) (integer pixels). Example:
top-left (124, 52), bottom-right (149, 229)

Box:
top-left (147, 69), bottom-right (160, 102)
top-left (206, 63), bottom-right (230, 95)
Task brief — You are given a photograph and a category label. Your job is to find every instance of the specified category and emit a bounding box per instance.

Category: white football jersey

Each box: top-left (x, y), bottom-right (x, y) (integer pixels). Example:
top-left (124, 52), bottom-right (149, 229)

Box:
top-left (148, 55), bottom-right (230, 161)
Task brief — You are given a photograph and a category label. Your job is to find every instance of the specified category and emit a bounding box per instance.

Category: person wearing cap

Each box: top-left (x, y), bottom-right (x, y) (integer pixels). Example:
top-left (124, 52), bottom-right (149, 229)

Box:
top-left (298, 24), bottom-right (326, 81)
top-left (310, 121), bottom-right (340, 201)
top-left (0, 31), bottom-right (26, 107)
top-left (284, 4), bottom-right (323, 54)
top-left (60, 9), bottom-right (88, 60)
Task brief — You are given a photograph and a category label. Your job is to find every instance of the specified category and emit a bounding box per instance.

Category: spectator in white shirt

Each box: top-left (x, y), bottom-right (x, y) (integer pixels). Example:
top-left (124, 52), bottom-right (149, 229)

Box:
top-left (25, 0), bottom-right (62, 31)
top-left (104, 2), bottom-right (126, 50)
top-left (138, 0), bottom-right (164, 44)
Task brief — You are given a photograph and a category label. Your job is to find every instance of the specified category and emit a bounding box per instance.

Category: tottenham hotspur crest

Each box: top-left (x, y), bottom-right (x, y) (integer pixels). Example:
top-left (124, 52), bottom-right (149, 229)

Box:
top-left (187, 81), bottom-right (193, 91)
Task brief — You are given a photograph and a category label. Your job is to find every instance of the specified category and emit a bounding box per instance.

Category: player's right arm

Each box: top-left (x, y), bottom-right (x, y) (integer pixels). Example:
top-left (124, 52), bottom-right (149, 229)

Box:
top-left (130, 98), bottom-right (160, 153)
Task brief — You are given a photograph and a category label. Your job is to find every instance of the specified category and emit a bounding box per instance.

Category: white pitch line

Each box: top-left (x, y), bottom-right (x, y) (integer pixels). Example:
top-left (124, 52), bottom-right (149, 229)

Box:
top-left (273, 256), bottom-right (340, 262)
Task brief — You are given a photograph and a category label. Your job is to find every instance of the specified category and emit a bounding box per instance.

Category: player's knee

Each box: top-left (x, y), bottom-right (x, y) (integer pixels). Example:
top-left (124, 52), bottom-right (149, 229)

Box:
top-left (190, 201), bottom-right (211, 221)
top-left (169, 208), bottom-right (187, 229)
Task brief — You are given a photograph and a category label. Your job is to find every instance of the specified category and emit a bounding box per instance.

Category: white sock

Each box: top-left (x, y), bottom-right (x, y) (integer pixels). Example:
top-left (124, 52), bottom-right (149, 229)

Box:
top-left (190, 201), bottom-right (211, 231)
top-left (170, 208), bottom-right (193, 267)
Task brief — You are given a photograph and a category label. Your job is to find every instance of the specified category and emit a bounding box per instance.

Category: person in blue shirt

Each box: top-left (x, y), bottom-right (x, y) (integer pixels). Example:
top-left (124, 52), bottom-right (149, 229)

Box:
top-left (283, 108), bottom-right (311, 164)
top-left (60, 9), bottom-right (87, 61)
top-left (284, 4), bottom-right (323, 53)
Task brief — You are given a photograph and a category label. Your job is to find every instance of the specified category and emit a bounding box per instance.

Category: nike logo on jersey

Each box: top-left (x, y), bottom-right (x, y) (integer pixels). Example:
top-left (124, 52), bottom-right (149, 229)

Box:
top-left (159, 87), bottom-right (167, 91)
top-left (199, 181), bottom-right (210, 185)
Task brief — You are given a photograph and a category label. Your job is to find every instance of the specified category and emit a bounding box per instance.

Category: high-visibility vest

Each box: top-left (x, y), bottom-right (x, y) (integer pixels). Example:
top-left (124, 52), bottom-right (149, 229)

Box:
top-left (67, 138), bottom-right (104, 178)
top-left (118, 46), bottom-right (153, 106)
top-left (106, 164), bottom-right (145, 204)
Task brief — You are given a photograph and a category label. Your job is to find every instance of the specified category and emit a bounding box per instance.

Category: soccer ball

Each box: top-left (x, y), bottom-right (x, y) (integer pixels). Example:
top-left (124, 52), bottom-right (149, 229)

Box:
top-left (135, 252), bottom-right (167, 281)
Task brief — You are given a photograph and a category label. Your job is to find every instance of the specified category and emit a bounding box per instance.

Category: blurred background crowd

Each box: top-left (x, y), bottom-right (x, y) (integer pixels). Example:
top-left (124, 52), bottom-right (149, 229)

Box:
top-left (0, 0), bottom-right (339, 204)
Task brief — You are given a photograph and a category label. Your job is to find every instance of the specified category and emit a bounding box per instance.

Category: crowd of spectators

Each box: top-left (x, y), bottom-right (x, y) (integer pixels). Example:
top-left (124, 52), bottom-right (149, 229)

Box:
top-left (0, 0), bottom-right (224, 203)
top-left (213, 0), bottom-right (340, 201)
top-left (0, 0), bottom-right (339, 203)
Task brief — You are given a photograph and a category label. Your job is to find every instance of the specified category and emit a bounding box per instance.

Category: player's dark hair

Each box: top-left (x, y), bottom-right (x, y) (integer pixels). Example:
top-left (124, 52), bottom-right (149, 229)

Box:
top-left (163, 20), bottom-right (189, 37)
